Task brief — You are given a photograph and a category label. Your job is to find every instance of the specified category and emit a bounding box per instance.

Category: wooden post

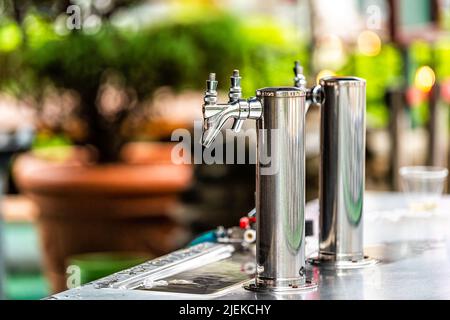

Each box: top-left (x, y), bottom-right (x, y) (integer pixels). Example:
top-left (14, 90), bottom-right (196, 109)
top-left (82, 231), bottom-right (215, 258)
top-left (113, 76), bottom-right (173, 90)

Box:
top-left (426, 83), bottom-right (449, 169)
top-left (387, 0), bottom-right (400, 44)
top-left (448, 108), bottom-right (450, 193)
top-left (386, 87), bottom-right (406, 191)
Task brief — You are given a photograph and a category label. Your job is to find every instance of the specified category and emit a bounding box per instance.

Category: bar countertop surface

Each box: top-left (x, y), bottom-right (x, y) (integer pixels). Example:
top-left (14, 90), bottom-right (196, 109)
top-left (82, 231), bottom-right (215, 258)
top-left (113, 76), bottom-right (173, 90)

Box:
top-left (49, 192), bottom-right (450, 300)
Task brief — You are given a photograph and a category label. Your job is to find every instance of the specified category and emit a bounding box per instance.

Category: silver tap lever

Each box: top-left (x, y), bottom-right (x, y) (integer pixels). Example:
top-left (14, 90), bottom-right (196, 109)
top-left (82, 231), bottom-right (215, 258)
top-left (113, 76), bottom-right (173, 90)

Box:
top-left (201, 70), bottom-right (262, 148)
top-left (294, 61), bottom-right (322, 111)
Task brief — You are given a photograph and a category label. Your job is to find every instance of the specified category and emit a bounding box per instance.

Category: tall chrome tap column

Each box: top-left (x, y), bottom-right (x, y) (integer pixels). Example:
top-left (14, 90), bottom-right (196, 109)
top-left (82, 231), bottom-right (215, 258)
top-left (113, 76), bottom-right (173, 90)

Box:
top-left (251, 87), bottom-right (316, 291)
top-left (201, 70), bottom-right (316, 291)
top-left (292, 61), bottom-right (376, 269)
top-left (313, 77), bottom-right (376, 268)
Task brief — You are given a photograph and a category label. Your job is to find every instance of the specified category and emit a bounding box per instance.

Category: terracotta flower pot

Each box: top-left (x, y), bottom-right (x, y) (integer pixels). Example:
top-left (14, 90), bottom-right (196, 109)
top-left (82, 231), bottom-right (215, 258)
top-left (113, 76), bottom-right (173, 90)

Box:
top-left (13, 142), bottom-right (193, 293)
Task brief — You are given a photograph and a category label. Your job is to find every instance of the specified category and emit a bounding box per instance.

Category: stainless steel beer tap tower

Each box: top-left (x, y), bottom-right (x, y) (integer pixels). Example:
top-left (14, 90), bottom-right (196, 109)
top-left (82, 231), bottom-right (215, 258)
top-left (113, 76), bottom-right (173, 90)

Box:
top-left (47, 65), bottom-right (450, 300)
top-left (201, 70), bottom-right (317, 292)
top-left (292, 62), bottom-right (377, 269)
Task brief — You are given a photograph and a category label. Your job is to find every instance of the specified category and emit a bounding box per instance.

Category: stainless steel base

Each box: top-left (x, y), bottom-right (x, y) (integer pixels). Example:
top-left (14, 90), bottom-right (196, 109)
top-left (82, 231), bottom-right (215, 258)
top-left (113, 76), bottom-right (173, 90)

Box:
top-left (307, 256), bottom-right (378, 270)
top-left (243, 279), bottom-right (317, 293)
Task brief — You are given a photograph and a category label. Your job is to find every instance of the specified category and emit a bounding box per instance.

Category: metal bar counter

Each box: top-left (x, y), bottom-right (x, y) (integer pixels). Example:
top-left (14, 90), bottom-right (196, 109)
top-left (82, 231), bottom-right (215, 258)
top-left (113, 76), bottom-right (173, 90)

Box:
top-left (49, 192), bottom-right (450, 300)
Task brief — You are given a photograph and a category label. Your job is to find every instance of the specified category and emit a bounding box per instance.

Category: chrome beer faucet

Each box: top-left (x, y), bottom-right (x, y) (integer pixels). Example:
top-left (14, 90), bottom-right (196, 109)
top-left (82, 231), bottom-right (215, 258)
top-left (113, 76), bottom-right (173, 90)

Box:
top-left (202, 71), bottom-right (262, 147)
top-left (201, 70), bottom-right (317, 292)
top-left (293, 62), bottom-right (377, 269)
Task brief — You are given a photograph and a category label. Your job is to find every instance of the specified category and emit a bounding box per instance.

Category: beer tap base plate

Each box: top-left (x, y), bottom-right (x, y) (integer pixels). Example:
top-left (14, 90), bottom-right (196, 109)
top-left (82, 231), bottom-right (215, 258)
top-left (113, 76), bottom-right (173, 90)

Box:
top-left (307, 256), bottom-right (378, 270)
top-left (243, 278), bottom-right (318, 294)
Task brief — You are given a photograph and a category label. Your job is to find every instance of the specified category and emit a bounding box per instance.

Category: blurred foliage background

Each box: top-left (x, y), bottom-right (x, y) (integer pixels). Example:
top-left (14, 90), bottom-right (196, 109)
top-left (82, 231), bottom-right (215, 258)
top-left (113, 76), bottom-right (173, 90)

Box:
top-left (1, 1), bottom-right (449, 135)
top-left (1, 4), bottom-right (307, 161)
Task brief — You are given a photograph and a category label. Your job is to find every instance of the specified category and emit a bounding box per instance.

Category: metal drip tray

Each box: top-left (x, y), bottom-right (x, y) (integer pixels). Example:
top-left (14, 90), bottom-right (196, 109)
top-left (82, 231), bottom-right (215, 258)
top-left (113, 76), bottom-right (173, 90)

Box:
top-left (135, 253), bottom-right (255, 295)
top-left (88, 243), bottom-right (255, 297)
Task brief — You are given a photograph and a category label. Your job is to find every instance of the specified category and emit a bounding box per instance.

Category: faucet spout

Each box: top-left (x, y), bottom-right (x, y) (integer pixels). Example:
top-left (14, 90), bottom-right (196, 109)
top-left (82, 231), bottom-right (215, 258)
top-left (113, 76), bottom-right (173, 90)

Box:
top-left (202, 126), bottom-right (221, 148)
top-left (201, 70), bottom-right (262, 148)
top-left (201, 102), bottom-right (239, 147)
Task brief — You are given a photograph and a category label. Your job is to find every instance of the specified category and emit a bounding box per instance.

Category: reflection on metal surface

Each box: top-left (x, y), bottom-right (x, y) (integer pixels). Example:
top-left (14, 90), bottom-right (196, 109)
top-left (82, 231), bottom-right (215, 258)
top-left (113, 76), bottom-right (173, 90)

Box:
top-left (317, 77), bottom-right (370, 265)
top-left (308, 256), bottom-right (377, 270)
top-left (365, 240), bottom-right (446, 263)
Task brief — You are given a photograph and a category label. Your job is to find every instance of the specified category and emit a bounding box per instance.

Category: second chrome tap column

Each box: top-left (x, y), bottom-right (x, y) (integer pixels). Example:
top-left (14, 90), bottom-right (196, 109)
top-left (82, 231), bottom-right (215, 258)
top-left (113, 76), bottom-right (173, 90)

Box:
top-left (314, 77), bottom-right (376, 268)
top-left (246, 87), bottom-right (316, 291)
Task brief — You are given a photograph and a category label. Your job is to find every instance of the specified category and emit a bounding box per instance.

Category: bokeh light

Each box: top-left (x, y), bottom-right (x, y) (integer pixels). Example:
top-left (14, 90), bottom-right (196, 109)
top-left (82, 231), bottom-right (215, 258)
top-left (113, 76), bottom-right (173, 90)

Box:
top-left (314, 34), bottom-right (346, 70)
top-left (316, 69), bottom-right (336, 84)
top-left (357, 30), bottom-right (382, 57)
top-left (83, 15), bottom-right (102, 35)
top-left (414, 66), bottom-right (436, 93)
top-left (0, 23), bottom-right (23, 52)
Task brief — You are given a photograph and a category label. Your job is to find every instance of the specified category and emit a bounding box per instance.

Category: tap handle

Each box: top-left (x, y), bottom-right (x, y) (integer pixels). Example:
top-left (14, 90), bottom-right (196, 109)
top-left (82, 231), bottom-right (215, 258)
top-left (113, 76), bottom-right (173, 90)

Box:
top-left (206, 73), bottom-right (218, 93)
top-left (205, 73), bottom-right (218, 105)
top-left (229, 69), bottom-right (242, 102)
top-left (293, 61), bottom-right (303, 77)
top-left (230, 70), bottom-right (244, 132)
top-left (293, 61), bottom-right (307, 89)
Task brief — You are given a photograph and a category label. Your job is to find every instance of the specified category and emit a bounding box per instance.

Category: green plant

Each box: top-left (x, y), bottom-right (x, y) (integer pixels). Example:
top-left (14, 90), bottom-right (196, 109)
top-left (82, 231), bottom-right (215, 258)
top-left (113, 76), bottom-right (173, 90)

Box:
top-left (339, 43), bottom-right (403, 128)
top-left (1, 4), bottom-right (307, 162)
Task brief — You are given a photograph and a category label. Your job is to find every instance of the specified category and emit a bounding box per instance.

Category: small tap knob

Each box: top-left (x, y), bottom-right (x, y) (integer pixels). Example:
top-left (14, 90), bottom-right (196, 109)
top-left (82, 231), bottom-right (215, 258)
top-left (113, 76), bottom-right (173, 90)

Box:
top-left (294, 61), bottom-right (303, 75)
top-left (229, 69), bottom-right (242, 102)
top-left (205, 73), bottom-right (218, 105)
top-left (229, 70), bottom-right (245, 132)
top-left (207, 73), bottom-right (218, 92)
top-left (293, 61), bottom-right (307, 89)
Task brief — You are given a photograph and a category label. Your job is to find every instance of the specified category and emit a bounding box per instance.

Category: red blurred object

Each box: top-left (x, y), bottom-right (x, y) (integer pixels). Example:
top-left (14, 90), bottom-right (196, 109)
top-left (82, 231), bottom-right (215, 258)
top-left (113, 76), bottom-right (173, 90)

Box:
top-left (441, 79), bottom-right (450, 104)
top-left (239, 216), bottom-right (256, 229)
top-left (406, 86), bottom-right (427, 106)
top-left (240, 217), bottom-right (250, 229)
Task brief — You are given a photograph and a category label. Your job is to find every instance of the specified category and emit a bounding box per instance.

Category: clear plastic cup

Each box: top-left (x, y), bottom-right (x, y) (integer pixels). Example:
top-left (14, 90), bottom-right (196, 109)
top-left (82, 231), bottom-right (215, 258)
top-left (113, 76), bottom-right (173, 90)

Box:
top-left (399, 166), bottom-right (448, 212)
